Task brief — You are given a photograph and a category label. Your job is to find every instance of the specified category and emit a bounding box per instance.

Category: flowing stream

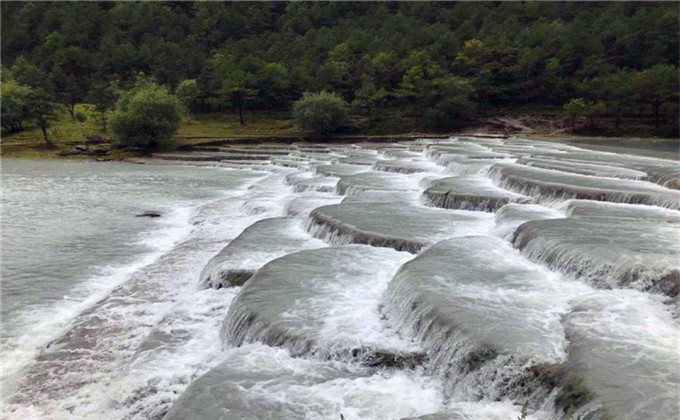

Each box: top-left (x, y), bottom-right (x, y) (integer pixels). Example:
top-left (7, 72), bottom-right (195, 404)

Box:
top-left (2, 137), bottom-right (679, 419)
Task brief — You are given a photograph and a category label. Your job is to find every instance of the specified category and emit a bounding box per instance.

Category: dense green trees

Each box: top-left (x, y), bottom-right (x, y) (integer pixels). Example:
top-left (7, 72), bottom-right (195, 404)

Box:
top-left (110, 82), bottom-right (183, 150)
top-left (293, 91), bottom-right (348, 134)
top-left (1, 1), bottom-right (678, 134)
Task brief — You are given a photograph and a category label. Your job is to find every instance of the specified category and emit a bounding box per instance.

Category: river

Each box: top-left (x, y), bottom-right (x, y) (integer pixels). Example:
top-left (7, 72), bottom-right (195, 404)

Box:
top-left (2, 137), bottom-right (679, 419)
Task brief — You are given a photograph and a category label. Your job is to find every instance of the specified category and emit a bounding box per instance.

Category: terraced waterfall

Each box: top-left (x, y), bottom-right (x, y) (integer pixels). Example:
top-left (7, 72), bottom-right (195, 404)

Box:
top-left (6, 137), bottom-right (679, 419)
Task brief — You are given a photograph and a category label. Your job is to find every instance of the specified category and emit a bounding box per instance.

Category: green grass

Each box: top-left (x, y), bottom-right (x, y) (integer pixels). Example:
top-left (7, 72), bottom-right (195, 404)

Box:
top-left (1, 107), bottom-right (299, 158)
top-left (175, 112), bottom-right (298, 143)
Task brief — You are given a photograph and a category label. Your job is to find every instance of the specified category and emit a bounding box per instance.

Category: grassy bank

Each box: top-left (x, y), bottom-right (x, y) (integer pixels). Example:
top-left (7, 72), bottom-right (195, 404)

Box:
top-left (3, 105), bottom-right (677, 160)
top-left (1, 108), bottom-right (300, 159)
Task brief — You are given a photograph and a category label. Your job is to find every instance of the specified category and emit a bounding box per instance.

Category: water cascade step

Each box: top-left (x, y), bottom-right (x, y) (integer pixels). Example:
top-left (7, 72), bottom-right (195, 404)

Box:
top-left (199, 217), bottom-right (326, 289)
top-left (383, 236), bottom-right (589, 405)
top-left (223, 245), bottom-right (416, 359)
top-left (307, 202), bottom-right (493, 253)
top-left (489, 162), bottom-right (680, 208)
top-left (513, 217), bottom-right (680, 295)
top-left (423, 176), bottom-right (533, 212)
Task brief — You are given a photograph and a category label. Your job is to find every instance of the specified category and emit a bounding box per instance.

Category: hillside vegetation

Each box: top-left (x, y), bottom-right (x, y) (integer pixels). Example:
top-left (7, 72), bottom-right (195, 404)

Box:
top-left (1, 1), bottom-right (678, 147)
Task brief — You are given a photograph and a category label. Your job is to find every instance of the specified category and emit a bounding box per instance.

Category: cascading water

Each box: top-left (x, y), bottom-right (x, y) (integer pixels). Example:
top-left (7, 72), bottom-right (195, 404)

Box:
top-left (4, 137), bottom-right (679, 420)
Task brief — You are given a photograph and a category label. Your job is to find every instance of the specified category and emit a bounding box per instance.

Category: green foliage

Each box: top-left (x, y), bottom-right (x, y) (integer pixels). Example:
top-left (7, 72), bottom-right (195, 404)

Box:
top-left (424, 76), bottom-right (476, 130)
top-left (1, 2), bottom-right (678, 132)
top-left (87, 81), bottom-right (118, 131)
top-left (292, 91), bottom-right (348, 134)
top-left (110, 82), bottom-right (183, 150)
top-left (1, 80), bottom-right (33, 132)
top-left (176, 79), bottom-right (200, 116)
top-left (26, 88), bottom-right (61, 146)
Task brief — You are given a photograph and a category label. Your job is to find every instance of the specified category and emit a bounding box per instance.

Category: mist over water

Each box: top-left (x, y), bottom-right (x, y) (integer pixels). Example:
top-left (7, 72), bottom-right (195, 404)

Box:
top-left (2, 137), bottom-right (679, 420)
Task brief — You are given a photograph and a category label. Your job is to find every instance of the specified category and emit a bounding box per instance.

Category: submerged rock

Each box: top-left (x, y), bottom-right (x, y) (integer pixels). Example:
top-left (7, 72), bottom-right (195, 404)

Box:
top-left (314, 163), bottom-right (368, 177)
top-left (564, 199), bottom-right (680, 221)
top-left (383, 236), bottom-right (585, 404)
top-left (336, 171), bottom-right (422, 195)
top-left (199, 217), bottom-right (325, 289)
top-left (164, 345), bottom-right (442, 420)
top-left (307, 202), bottom-right (492, 253)
top-left (494, 203), bottom-right (564, 239)
top-left (517, 156), bottom-right (647, 179)
top-left (223, 245), bottom-right (415, 358)
top-left (557, 291), bottom-right (680, 419)
top-left (513, 217), bottom-right (680, 295)
top-left (373, 160), bottom-right (439, 174)
top-left (423, 176), bottom-right (533, 212)
top-left (489, 162), bottom-right (680, 209)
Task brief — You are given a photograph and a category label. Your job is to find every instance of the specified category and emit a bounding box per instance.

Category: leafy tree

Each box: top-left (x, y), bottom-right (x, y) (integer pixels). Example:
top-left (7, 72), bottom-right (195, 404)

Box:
top-left (255, 63), bottom-right (291, 111)
top-left (87, 81), bottom-right (118, 132)
top-left (176, 79), bottom-right (200, 117)
top-left (588, 70), bottom-right (632, 127)
top-left (110, 82), bottom-right (183, 151)
top-left (26, 88), bottom-right (60, 147)
top-left (631, 64), bottom-right (679, 125)
top-left (75, 111), bottom-right (87, 137)
top-left (564, 98), bottom-right (587, 131)
top-left (424, 76), bottom-right (476, 130)
top-left (10, 56), bottom-right (50, 92)
top-left (292, 91), bottom-right (348, 134)
top-left (1, 80), bottom-right (32, 132)
top-left (51, 65), bottom-right (84, 119)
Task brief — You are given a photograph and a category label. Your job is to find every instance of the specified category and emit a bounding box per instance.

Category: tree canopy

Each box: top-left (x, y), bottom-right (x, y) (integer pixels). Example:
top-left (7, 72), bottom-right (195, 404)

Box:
top-left (109, 81), bottom-right (183, 150)
top-left (2, 1), bottom-right (678, 133)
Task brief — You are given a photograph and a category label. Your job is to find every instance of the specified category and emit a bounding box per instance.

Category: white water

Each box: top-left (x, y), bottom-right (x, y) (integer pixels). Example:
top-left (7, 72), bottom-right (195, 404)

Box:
top-left (3, 137), bottom-right (679, 420)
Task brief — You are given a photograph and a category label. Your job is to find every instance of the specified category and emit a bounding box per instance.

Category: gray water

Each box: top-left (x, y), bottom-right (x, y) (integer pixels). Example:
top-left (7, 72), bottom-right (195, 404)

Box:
top-left (1, 159), bottom-right (261, 393)
top-left (2, 137), bottom-right (679, 420)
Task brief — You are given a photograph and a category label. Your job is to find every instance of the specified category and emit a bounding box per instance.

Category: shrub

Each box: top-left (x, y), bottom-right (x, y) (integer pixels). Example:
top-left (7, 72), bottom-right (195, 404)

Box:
top-left (110, 82), bottom-right (183, 150)
top-left (292, 91), bottom-right (348, 134)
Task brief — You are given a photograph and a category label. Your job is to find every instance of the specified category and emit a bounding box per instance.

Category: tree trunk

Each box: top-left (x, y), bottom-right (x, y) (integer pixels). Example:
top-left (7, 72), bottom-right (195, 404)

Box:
top-left (237, 96), bottom-right (244, 126)
top-left (101, 111), bottom-right (107, 132)
top-left (589, 115), bottom-right (594, 128)
top-left (41, 124), bottom-right (55, 148)
top-left (68, 103), bottom-right (75, 119)
top-left (571, 116), bottom-right (576, 131)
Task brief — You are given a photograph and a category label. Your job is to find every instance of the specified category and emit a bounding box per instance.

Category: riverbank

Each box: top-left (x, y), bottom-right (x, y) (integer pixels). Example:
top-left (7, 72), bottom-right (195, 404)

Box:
top-left (2, 109), bottom-right (677, 160)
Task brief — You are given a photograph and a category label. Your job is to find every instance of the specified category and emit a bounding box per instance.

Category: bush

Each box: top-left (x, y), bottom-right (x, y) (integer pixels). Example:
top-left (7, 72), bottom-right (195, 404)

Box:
top-left (110, 82), bottom-right (183, 150)
top-left (292, 91), bottom-right (348, 134)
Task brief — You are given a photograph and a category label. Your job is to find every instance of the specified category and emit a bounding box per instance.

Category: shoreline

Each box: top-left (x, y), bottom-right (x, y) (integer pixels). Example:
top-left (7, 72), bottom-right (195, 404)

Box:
top-left (3, 131), bottom-right (678, 162)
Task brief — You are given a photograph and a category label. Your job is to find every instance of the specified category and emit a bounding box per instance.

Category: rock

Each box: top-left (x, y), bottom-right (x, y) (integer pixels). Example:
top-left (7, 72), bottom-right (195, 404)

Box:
top-left (74, 144), bottom-right (89, 152)
top-left (223, 245), bottom-right (414, 358)
top-left (199, 217), bottom-right (325, 289)
top-left (360, 349), bottom-right (427, 369)
top-left (423, 176), bottom-right (533, 212)
top-left (382, 236), bottom-right (583, 402)
top-left (489, 162), bottom-right (680, 209)
top-left (135, 211), bottom-right (162, 218)
top-left (307, 202), bottom-right (492, 253)
top-left (513, 217), bottom-right (680, 295)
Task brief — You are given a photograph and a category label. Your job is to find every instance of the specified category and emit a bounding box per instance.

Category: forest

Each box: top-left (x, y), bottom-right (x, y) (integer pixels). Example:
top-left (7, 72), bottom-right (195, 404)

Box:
top-left (2, 1), bottom-right (679, 139)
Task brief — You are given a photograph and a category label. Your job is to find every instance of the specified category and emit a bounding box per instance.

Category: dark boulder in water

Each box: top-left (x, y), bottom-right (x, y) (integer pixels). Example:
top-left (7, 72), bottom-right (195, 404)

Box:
top-left (135, 211), bottom-right (162, 218)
